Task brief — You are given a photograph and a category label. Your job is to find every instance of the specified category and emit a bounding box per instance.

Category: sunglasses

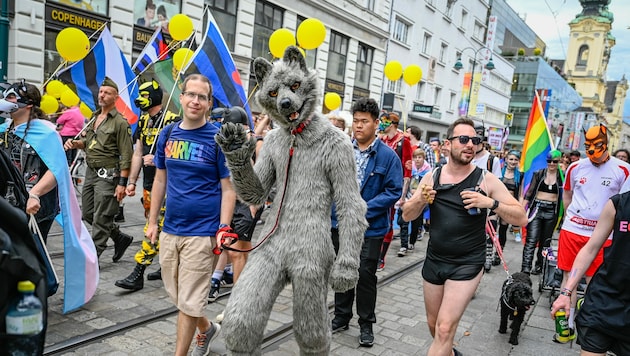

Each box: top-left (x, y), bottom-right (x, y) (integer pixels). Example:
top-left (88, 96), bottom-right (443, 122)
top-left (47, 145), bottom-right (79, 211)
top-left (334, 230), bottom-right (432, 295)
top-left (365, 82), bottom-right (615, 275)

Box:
top-left (546, 159), bottom-right (560, 164)
top-left (448, 135), bottom-right (482, 145)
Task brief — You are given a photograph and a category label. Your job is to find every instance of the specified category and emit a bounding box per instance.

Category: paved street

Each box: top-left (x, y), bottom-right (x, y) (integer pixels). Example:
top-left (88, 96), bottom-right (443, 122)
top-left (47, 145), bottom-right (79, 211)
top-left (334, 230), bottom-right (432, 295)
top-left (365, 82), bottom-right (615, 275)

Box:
top-left (44, 195), bottom-right (582, 355)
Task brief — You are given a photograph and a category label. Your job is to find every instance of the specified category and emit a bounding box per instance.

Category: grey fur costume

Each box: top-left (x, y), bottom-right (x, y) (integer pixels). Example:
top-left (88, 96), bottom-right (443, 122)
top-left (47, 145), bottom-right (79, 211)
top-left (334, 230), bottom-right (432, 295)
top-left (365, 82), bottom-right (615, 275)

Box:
top-left (215, 46), bottom-right (368, 355)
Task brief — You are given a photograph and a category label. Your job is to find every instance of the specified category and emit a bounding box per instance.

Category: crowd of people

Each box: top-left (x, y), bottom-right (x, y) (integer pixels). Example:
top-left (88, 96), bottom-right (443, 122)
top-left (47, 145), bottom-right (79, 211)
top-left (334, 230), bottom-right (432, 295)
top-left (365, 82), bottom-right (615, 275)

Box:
top-left (2, 75), bottom-right (630, 355)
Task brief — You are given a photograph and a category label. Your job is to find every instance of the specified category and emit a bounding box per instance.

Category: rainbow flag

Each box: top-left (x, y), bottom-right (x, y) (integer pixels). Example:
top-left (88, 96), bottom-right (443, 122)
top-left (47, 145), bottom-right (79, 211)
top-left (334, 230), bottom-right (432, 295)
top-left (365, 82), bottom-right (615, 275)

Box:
top-left (13, 120), bottom-right (99, 314)
top-left (58, 27), bottom-right (141, 134)
top-left (519, 91), bottom-right (555, 197)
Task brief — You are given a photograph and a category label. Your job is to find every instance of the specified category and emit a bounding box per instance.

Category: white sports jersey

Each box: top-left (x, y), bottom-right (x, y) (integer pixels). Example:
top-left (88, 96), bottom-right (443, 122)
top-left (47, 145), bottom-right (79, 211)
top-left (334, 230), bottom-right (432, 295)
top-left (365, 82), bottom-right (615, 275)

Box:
top-left (562, 157), bottom-right (630, 235)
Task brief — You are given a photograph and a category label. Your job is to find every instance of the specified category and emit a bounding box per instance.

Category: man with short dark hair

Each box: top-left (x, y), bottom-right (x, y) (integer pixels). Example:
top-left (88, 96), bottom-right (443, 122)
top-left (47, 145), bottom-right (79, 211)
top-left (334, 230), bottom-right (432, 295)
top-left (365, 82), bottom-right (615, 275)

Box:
top-left (331, 97), bottom-right (402, 347)
top-left (146, 74), bottom-right (236, 356)
top-left (403, 117), bottom-right (527, 356)
top-left (569, 150), bottom-right (581, 162)
top-left (64, 77), bottom-right (134, 261)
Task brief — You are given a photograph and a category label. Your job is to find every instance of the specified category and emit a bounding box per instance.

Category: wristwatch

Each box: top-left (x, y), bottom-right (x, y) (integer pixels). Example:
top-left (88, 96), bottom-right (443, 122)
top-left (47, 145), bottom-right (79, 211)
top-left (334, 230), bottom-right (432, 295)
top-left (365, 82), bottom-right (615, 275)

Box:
top-left (490, 199), bottom-right (499, 211)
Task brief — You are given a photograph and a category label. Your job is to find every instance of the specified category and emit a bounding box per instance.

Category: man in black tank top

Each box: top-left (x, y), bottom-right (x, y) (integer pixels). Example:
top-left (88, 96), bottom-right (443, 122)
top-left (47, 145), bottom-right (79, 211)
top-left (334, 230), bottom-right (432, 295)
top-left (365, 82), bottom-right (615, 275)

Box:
top-left (402, 118), bottom-right (527, 356)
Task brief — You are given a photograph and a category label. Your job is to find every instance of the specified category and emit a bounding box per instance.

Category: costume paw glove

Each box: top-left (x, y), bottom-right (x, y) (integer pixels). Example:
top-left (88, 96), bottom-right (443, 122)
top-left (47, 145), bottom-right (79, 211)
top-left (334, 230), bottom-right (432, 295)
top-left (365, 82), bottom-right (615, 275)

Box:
top-left (215, 122), bottom-right (256, 167)
top-left (329, 260), bottom-right (359, 292)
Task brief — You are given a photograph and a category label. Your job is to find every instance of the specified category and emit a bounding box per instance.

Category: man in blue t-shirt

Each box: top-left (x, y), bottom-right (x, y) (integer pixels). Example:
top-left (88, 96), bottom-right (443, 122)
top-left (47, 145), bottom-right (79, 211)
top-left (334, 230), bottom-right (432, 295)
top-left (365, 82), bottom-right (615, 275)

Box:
top-left (146, 74), bottom-right (236, 356)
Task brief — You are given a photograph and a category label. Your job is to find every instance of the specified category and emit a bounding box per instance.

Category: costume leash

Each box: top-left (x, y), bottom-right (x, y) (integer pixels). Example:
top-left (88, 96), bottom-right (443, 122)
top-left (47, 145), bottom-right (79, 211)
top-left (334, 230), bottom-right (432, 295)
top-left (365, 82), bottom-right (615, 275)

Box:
top-left (486, 218), bottom-right (511, 278)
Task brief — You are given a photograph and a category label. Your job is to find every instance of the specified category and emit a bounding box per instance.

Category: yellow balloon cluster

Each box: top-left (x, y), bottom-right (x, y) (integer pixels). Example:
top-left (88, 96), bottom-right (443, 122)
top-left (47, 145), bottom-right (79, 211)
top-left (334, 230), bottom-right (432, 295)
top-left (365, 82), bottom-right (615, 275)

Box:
top-left (60, 89), bottom-right (80, 107)
top-left (324, 92), bottom-right (341, 111)
top-left (40, 95), bottom-right (59, 115)
top-left (173, 48), bottom-right (194, 71)
top-left (56, 27), bottom-right (90, 62)
top-left (384, 61), bottom-right (423, 86)
top-left (169, 14), bottom-right (194, 41)
top-left (268, 18), bottom-right (327, 58)
top-left (46, 80), bottom-right (66, 99)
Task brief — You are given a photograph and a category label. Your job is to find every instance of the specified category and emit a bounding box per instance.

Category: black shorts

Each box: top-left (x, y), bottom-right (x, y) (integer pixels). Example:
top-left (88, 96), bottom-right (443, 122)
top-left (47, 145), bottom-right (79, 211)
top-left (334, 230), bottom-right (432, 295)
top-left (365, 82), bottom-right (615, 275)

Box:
top-left (576, 323), bottom-right (630, 355)
top-left (422, 258), bottom-right (483, 285)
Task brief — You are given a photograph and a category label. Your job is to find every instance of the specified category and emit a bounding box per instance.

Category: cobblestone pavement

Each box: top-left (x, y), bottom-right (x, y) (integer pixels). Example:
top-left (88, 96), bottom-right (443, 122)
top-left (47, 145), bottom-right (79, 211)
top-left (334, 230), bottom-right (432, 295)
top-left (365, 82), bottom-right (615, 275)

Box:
top-left (44, 196), bottom-right (581, 355)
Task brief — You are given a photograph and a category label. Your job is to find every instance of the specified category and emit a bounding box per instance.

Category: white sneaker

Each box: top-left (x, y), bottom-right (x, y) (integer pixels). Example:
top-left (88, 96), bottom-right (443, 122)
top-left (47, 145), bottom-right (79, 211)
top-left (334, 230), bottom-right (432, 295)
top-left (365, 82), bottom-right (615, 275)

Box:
top-left (397, 247), bottom-right (407, 257)
top-left (216, 310), bottom-right (224, 324)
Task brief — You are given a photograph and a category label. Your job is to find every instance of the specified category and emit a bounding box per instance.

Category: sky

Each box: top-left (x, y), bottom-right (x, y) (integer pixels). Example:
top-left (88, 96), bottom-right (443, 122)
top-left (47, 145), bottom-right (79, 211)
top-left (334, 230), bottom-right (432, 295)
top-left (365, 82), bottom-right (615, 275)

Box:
top-left (507, 0), bottom-right (630, 121)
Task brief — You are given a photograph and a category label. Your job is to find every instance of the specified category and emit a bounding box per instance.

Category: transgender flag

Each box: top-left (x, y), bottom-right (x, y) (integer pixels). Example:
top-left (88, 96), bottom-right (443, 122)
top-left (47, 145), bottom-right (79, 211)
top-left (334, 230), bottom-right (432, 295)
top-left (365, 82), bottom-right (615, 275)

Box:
top-left (59, 27), bottom-right (141, 134)
top-left (13, 120), bottom-right (99, 314)
top-left (519, 91), bottom-right (555, 196)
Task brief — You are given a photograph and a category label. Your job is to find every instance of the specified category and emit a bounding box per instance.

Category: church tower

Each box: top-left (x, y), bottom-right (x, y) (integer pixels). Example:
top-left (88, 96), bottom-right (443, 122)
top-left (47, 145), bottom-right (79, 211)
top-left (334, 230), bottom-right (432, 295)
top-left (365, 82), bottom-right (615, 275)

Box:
top-left (564, 0), bottom-right (615, 115)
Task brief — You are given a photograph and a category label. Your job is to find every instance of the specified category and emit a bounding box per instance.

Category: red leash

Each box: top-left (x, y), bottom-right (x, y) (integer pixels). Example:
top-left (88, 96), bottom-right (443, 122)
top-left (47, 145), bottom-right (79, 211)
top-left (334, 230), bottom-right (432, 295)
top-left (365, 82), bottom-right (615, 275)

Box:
top-left (486, 218), bottom-right (511, 278)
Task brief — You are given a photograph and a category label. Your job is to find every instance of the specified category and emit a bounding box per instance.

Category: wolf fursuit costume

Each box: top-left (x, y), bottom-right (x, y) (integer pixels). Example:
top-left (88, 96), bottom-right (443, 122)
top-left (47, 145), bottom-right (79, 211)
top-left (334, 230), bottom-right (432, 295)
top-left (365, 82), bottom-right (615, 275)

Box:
top-left (215, 46), bottom-right (368, 355)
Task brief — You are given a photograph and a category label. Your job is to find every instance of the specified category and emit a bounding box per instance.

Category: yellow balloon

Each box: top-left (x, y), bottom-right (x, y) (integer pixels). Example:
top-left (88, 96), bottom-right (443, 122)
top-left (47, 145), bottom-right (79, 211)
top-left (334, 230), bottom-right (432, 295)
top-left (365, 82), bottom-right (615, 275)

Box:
top-left (384, 61), bottom-right (403, 81)
top-left (60, 89), bottom-right (80, 107)
top-left (173, 48), bottom-right (195, 71)
top-left (46, 80), bottom-right (66, 99)
top-left (40, 95), bottom-right (59, 115)
top-left (324, 92), bottom-right (341, 111)
top-left (79, 102), bottom-right (93, 118)
top-left (297, 18), bottom-right (326, 50)
top-left (269, 28), bottom-right (296, 58)
top-left (56, 27), bottom-right (90, 62)
top-left (169, 14), bottom-right (194, 41)
top-left (403, 64), bottom-right (423, 86)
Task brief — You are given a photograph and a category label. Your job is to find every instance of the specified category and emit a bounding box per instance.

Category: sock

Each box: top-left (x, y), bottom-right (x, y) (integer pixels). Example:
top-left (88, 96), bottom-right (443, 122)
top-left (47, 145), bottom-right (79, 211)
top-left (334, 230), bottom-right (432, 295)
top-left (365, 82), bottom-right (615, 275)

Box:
top-left (224, 263), bottom-right (233, 275)
top-left (212, 269), bottom-right (224, 281)
top-left (568, 307), bottom-right (575, 329)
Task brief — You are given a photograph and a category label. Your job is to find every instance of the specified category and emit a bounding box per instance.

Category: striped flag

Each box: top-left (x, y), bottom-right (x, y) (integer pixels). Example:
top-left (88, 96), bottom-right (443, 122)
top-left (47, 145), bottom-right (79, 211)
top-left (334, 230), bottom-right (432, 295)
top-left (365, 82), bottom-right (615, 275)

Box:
top-left (58, 27), bottom-right (141, 134)
top-left (13, 120), bottom-right (99, 314)
top-left (133, 27), bottom-right (170, 73)
top-left (153, 58), bottom-right (182, 114)
top-left (184, 9), bottom-right (253, 126)
top-left (519, 91), bottom-right (555, 196)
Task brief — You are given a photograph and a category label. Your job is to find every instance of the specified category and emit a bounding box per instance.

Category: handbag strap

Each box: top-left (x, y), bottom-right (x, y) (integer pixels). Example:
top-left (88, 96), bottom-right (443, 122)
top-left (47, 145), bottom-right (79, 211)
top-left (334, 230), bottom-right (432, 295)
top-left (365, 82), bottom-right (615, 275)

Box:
top-left (28, 214), bottom-right (59, 282)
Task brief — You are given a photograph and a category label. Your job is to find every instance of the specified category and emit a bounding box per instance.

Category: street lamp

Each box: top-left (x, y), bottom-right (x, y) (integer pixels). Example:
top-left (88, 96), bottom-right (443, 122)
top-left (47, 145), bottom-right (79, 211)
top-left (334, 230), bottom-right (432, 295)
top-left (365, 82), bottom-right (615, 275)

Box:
top-left (454, 47), bottom-right (495, 116)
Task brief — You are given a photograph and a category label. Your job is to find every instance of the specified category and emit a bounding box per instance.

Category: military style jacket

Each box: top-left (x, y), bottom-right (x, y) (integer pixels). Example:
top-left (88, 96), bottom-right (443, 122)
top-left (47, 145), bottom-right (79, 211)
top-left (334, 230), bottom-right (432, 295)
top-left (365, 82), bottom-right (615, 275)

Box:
top-left (81, 108), bottom-right (133, 170)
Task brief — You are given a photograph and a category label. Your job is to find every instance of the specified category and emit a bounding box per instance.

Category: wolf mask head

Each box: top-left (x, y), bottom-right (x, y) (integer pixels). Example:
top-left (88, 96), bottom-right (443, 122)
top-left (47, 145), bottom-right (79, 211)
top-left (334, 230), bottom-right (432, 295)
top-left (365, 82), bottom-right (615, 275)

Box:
top-left (583, 124), bottom-right (609, 164)
top-left (253, 46), bottom-right (319, 131)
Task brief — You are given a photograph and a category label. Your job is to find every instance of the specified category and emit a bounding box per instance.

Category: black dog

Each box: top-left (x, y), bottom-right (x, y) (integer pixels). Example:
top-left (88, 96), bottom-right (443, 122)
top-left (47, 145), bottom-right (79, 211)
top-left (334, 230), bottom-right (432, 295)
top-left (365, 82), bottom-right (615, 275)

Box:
top-left (498, 272), bottom-right (535, 345)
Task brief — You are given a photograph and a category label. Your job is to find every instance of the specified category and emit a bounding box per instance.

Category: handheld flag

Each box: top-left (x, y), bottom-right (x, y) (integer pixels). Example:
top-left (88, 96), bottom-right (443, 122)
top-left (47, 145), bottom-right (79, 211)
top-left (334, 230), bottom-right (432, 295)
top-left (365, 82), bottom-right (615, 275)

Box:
top-left (519, 91), bottom-right (555, 196)
top-left (184, 9), bottom-right (253, 126)
top-left (133, 27), bottom-right (170, 73)
top-left (58, 27), bottom-right (141, 134)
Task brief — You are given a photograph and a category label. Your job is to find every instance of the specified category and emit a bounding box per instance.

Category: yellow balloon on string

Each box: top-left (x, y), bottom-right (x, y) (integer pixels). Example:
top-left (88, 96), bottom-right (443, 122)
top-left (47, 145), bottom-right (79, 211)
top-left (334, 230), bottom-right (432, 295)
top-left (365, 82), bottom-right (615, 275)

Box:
top-left (384, 61), bottom-right (403, 81)
top-left (56, 27), bottom-right (90, 62)
top-left (296, 18), bottom-right (326, 50)
top-left (79, 102), bottom-right (93, 118)
top-left (46, 80), bottom-right (66, 99)
top-left (324, 92), bottom-right (341, 110)
top-left (40, 95), bottom-right (59, 115)
top-left (269, 28), bottom-right (296, 58)
top-left (169, 14), bottom-right (194, 41)
top-left (173, 48), bottom-right (195, 71)
top-left (60, 89), bottom-right (80, 107)
top-left (403, 64), bottom-right (423, 85)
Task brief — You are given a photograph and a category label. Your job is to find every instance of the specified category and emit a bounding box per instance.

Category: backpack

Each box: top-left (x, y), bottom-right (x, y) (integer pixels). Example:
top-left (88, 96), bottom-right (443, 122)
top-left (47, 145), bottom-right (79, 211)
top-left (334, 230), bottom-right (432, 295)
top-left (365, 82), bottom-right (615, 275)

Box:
top-left (0, 150), bottom-right (28, 211)
top-left (486, 154), bottom-right (496, 172)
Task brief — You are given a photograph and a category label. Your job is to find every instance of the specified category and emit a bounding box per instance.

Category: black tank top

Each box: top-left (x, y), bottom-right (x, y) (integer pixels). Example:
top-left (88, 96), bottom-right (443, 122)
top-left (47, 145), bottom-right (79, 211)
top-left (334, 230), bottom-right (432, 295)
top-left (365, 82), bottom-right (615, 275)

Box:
top-left (427, 167), bottom-right (487, 265)
top-left (576, 192), bottom-right (630, 340)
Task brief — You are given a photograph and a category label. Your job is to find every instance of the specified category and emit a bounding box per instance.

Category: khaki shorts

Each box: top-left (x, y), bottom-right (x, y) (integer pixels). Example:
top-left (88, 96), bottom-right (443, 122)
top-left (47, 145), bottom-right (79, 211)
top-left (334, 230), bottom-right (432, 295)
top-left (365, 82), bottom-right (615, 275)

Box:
top-left (159, 232), bottom-right (217, 317)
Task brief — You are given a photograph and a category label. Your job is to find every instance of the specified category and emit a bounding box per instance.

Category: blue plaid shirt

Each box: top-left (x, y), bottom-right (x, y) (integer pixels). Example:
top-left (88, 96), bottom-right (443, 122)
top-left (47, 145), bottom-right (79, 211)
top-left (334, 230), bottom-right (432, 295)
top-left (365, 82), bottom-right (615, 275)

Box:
top-left (353, 138), bottom-right (377, 187)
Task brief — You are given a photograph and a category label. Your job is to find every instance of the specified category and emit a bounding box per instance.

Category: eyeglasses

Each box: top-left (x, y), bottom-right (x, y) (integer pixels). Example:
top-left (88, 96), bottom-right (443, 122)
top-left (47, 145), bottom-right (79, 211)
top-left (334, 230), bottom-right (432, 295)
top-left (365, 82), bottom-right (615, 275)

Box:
top-left (448, 135), bottom-right (482, 145)
top-left (546, 159), bottom-right (560, 164)
top-left (182, 91), bottom-right (209, 102)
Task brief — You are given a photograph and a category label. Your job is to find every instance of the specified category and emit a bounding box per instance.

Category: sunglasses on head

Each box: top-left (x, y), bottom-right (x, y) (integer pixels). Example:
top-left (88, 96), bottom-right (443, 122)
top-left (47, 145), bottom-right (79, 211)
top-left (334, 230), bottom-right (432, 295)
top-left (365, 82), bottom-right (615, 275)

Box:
top-left (448, 135), bottom-right (482, 145)
top-left (546, 159), bottom-right (560, 163)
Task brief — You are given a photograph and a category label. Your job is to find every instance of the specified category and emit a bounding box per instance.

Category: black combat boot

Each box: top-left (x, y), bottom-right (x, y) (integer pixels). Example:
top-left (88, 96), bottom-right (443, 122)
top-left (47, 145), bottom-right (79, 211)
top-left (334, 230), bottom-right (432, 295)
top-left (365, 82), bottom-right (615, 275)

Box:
top-left (114, 204), bottom-right (125, 222)
top-left (115, 264), bottom-right (146, 291)
top-left (111, 226), bottom-right (133, 262)
top-left (147, 267), bottom-right (162, 281)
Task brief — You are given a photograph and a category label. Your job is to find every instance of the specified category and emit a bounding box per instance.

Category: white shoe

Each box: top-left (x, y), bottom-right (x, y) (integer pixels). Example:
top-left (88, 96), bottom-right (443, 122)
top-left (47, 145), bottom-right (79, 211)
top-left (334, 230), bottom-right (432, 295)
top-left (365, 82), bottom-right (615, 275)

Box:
top-left (397, 247), bottom-right (407, 257)
top-left (515, 232), bottom-right (522, 242)
top-left (216, 311), bottom-right (224, 324)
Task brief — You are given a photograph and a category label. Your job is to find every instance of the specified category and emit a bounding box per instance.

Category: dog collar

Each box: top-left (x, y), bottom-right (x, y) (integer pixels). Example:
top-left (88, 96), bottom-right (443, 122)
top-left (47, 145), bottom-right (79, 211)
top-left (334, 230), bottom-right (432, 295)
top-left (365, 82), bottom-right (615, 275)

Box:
top-left (291, 118), bottom-right (312, 135)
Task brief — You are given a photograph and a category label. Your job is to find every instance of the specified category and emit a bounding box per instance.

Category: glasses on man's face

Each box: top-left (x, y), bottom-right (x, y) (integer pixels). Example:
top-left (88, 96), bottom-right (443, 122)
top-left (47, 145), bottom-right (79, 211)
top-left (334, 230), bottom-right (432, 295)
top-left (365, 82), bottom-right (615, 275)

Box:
top-left (448, 135), bottom-right (482, 145)
top-left (182, 91), bottom-right (209, 102)
top-left (546, 159), bottom-right (560, 164)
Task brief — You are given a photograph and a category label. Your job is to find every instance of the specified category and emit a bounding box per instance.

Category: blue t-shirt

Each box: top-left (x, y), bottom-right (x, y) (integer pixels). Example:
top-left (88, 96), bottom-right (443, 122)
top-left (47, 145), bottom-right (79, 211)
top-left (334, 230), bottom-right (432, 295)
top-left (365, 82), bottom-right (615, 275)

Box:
top-left (154, 122), bottom-right (230, 236)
